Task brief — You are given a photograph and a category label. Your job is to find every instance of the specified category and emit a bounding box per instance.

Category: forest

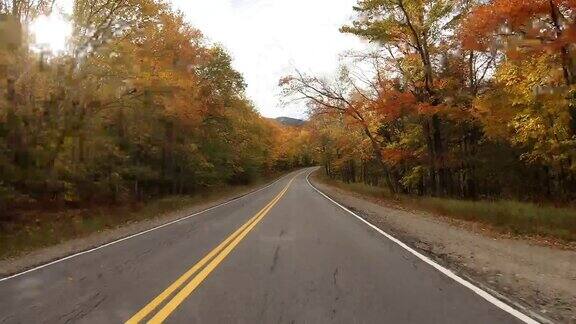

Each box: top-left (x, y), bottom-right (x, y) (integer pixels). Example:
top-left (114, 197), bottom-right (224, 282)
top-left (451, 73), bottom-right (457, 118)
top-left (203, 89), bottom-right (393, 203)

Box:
top-left (0, 0), bottom-right (313, 217)
top-left (3, 0), bottom-right (576, 219)
top-left (283, 0), bottom-right (576, 203)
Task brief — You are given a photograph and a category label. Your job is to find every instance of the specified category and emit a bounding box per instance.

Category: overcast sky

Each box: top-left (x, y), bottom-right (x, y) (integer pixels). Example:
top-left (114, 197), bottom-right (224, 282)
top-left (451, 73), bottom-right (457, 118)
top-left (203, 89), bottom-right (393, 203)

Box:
top-left (170, 0), bottom-right (367, 118)
top-left (33, 0), bottom-right (367, 119)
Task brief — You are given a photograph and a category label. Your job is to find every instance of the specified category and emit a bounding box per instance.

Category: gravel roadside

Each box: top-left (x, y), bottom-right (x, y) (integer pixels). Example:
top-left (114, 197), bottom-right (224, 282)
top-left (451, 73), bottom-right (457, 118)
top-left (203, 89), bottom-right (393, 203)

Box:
top-left (310, 174), bottom-right (576, 323)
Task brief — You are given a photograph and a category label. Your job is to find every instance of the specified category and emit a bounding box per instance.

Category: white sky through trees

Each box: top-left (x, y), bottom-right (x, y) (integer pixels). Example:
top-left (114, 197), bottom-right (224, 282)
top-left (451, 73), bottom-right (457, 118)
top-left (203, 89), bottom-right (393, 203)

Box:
top-left (30, 0), bottom-right (367, 119)
top-left (170, 0), bottom-right (367, 119)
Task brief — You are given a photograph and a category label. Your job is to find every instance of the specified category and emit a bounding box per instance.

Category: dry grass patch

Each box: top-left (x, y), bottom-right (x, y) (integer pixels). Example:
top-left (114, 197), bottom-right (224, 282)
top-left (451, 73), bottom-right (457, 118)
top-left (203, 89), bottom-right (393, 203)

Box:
top-left (316, 173), bottom-right (576, 242)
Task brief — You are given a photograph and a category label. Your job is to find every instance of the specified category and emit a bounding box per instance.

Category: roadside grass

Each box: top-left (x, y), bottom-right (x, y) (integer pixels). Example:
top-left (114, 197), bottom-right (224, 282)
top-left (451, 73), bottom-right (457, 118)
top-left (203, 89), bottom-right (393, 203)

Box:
top-left (315, 173), bottom-right (576, 242)
top-left (0, 176), bottom-right (281, 260)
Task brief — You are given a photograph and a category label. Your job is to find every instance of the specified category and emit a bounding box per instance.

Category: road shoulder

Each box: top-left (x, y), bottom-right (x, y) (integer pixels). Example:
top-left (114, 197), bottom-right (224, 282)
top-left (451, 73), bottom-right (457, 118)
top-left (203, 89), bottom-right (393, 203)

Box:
top-left (310, 172), bottom-right (575, 323)
top-left (0, 173), bottom-right (291, 278)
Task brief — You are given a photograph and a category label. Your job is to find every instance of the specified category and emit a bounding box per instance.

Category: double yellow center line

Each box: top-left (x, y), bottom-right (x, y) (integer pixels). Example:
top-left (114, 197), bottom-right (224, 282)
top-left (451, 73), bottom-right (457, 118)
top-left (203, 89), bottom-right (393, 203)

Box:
top-left (126, 176), bottom-right (297, 323)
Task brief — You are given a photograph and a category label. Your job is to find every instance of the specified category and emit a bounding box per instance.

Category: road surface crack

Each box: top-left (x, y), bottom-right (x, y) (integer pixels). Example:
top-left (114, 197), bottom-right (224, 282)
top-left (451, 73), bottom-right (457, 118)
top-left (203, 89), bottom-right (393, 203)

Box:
top-left (333, 267), bottom-right (339, 287)
top-left (58, 292), bottom-right (107, 324)
top-left (270, 245), bottom-right (281, 272)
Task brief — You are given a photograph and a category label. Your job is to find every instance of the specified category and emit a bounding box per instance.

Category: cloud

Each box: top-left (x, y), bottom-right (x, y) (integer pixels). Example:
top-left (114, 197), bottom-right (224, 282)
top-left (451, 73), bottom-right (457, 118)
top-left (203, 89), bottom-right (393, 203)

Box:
top-left (170, 0), bottom-right (367, 118)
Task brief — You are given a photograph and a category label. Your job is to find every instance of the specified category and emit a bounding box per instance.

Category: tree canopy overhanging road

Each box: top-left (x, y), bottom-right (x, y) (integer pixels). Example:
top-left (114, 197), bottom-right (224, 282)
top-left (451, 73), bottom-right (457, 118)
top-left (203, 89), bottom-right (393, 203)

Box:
top-left (0, 169), bottom-right (534, 323)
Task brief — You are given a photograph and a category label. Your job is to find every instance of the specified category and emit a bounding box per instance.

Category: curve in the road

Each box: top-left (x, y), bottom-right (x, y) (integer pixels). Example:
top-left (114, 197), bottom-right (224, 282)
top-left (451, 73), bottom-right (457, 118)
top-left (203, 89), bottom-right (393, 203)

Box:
top-left (0, 168), bottom-right (545, 324)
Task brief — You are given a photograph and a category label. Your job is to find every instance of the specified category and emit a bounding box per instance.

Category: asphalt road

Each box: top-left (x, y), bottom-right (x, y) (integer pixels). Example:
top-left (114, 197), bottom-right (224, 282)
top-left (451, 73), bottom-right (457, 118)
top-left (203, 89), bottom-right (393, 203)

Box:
top-left (0, 168), bottom-right (534, 323)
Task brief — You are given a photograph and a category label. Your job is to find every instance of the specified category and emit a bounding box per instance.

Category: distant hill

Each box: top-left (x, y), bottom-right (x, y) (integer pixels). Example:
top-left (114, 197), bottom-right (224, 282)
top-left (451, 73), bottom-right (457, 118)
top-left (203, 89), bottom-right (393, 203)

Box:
top-left (274, 116), bottom-right (305, 127)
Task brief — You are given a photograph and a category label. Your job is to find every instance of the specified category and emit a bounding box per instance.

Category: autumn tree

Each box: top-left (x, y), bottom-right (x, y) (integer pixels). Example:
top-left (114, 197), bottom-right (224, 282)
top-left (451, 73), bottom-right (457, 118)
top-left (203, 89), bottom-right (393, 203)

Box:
top-left (0, 0), bottom-right (53, 21)
top-left (285, 0), bottom-right (576, 201)
top-left (281, 61), bottom-right (408, 193)
top-left (0, 0), bottom-right (306, 215)
top-left (464, 0), bottom-right (576, 197)
top-left (339, 0), bottom-right (467, 195)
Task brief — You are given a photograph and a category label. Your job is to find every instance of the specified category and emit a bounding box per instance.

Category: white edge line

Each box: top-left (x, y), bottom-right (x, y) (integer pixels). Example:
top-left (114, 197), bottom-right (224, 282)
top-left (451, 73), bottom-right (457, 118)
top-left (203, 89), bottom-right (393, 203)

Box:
top-left (305, 171), bottom-right (539, 324)
top-left (0, 171), bottom-right (296, 282)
